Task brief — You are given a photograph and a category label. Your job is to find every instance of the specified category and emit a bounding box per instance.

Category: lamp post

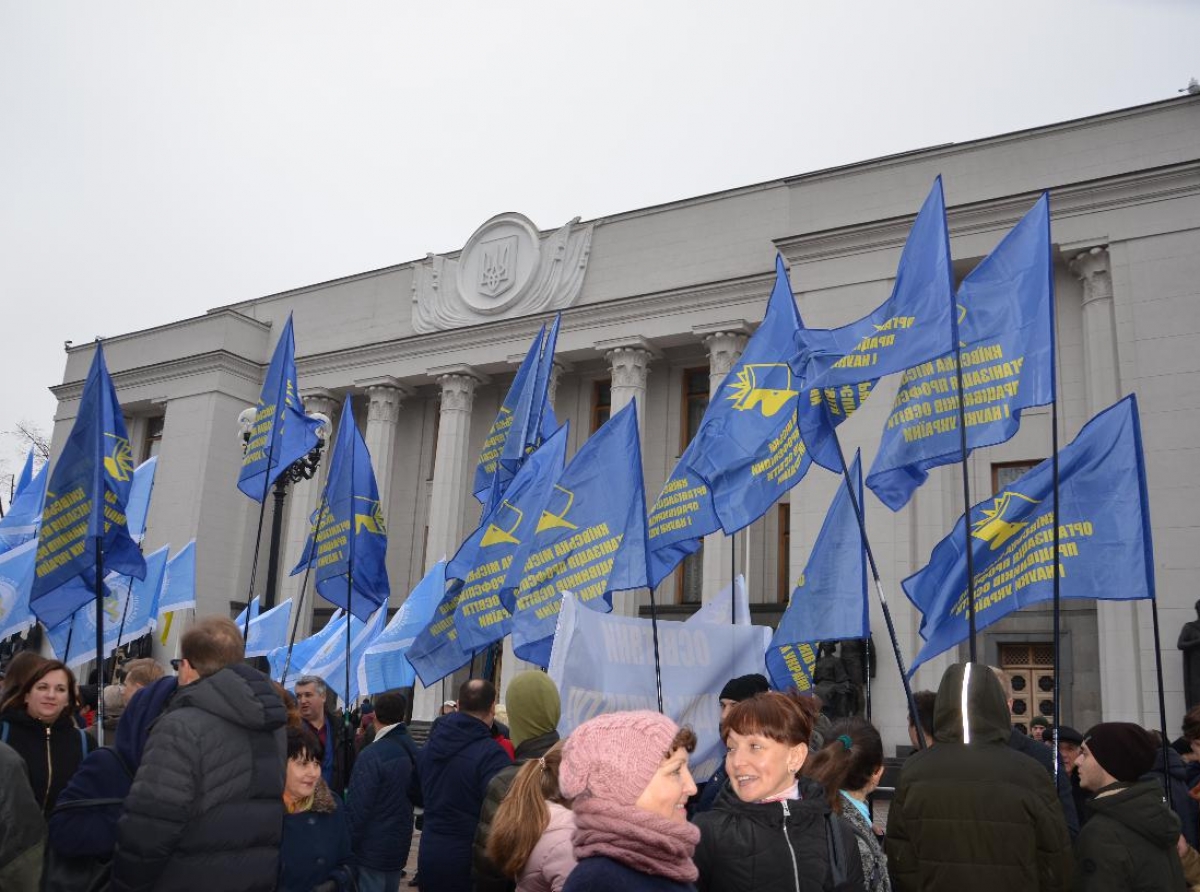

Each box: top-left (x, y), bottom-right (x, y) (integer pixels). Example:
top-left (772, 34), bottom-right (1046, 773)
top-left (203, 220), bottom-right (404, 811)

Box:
top-left (238, 408), bottom-right (331, 610)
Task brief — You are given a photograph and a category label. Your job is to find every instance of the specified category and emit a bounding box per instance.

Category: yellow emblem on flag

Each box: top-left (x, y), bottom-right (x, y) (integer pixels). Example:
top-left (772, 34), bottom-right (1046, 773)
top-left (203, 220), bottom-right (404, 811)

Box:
top-left (537, 485), bottom-right (578, 533)
top-left (354, 497), bottom-right (387, 536)
top-left (104, 434), bottom-right (134, 483)
top-left (727, 364), bottom-right (798, 418)
top-left (482, 502), bottom-right (523, 547)
top-left (971, 490), bottom-right (1040, 551)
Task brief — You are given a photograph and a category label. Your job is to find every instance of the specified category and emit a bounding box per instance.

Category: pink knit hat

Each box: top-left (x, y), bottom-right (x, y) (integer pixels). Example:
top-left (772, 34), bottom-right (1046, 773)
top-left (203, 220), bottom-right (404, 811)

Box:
top-left (559, 710), bottom-right (680, 806)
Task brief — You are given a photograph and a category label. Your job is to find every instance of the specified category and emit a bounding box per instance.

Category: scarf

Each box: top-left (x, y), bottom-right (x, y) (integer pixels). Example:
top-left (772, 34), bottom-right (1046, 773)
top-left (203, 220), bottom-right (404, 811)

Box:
top-left (572, 795), bottom-right (700, 883)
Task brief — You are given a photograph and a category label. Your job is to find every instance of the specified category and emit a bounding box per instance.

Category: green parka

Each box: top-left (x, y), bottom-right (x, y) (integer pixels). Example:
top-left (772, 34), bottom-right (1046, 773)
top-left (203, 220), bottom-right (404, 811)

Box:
top-left (884, 662), bottom-right (1073, 892)
top-left (1073, 780), bottom-right (1186, 891)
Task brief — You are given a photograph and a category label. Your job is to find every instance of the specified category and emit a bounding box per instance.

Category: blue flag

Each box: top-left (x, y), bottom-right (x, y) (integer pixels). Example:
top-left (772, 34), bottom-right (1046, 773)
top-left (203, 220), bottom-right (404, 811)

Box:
top-left (289, 396), bottom-right (390, 622)
top-left (794, 178), bottom-right (955, 392)
top-left (685, 256), bottom-right (812, 534)
top-left (766, 452), bottom-right (868, 692)
top-left (867, 194), bottom-right (1055, 510)
top-left (156, 540), bottom-right (197, 614)
top-left (507, 402), bottom-right (651, 667)
top-left (245, 598), bottom-right (294, 658)
top-left (358, 560), bottom-right (446, 695)
top-left (300, 606), bottom-right (386, 705)
top-left (125, 457), bottom-right (159, 544)
top-left (234, 595), bottom-right (261, 630)
top-left (474, 325), bottom-right (545, 504)
top-left (451, 426), bottom-right (569, 652)
top-left (116, 545), bottom-right (169, 645)
top-left (0, 461), bottom-right (47, 555)
top-left (268, 608), bottom-right (343, 688)
top-left (13, 450), bottom-right (34, 500)
top-left (646, 457), bottom-right (719, 588)
top-left (237, 314), bottom-right (323, 501)
top-left (503, 315), bottom-right (560, 473)
top-left (406, 581), bottom-right (478, 687)
top-left (0, 539), bottom-right (37, 641)
top-left (31, 344), bottom-right (146, 629)
top-left (904, 395), bottom-right (1153, 676)
top-left (46, 574), bottom-right (122, 668)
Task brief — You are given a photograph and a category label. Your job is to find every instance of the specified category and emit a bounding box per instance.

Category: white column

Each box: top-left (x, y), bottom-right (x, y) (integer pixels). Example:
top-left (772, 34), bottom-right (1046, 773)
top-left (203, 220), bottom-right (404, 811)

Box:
top-left (414, 366), bottom-right (483, 720)
top-left (357, 377), bottom-right (410, 526)
top-left (1071, 246), bottom-right (1141, 723)
top-left (699, 329), bottom-right (749, 603)
top-left (597, 336), bottom-right (657, 435)
top-left (280, 390), bottom-right (339, 640)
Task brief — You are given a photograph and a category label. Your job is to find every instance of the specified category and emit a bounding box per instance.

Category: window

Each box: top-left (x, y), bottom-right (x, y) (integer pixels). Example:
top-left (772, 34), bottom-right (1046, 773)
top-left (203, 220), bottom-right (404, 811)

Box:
top-left (992, 461), bottom-right (1041, 494)
top-left (999, 641), bottom-right (1056, 735)
top-left (591, 380), bottom-right (611, 433)
top-left (143, 415), bottom-right (165, 462)
top-left (777, 504), bottom-right (791, 603)
top-left (677, 369), bottom-right (710, 604)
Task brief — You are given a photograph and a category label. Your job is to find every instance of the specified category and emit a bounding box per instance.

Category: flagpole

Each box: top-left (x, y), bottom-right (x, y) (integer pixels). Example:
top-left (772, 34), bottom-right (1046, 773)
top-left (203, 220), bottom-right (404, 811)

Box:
top-left (826, 424), bottom-right (926, 749)
top-left (344, 572), bottom-right (354, 792)
top-left (648, 586), bottom-right (664, 713)
top-left (94, 538), bottom-right (106, 747)
top-left (280, 498), bottom-right (333, 685)
top-left (948, 325), bottom-right (979, 663)
top-left (244, 498), bottom-right (269, 640)
top-left (1047, 197), bottom-right (1063, 783)
top-left (1150, 593), bottom-right (1174, 808)
top-left (863, 640), bottom-right (872, 720)
top-left (113, 574), bottom-right (136, 680)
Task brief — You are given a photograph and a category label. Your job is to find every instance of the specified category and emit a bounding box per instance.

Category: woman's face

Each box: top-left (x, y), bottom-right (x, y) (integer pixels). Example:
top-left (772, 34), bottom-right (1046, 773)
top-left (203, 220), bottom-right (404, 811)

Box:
top-left (285, 753), bottom-right (322, 803)
top-left (25, 669), bottom-right (70, 723)
top-left (634, 746), bottom-right (697, 823)
top-left (725, 728), bottom-right (808, 802)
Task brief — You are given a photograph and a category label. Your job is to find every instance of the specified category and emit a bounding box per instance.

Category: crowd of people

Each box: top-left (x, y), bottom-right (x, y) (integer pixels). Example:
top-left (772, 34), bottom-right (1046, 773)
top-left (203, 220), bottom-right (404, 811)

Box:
top-left (2, 625), bottom-right (1200, 891)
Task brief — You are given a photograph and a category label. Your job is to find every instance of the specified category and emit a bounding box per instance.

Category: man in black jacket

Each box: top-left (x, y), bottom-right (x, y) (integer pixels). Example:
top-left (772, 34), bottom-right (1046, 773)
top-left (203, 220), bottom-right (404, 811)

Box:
top-left (295, 674), bottom-right (352, 797)
top-left (111, 617), bottom-right (287, 892)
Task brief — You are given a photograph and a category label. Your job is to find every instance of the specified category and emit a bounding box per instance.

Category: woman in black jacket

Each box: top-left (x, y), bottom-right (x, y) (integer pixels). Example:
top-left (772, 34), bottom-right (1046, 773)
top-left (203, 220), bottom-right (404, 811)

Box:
top-left (692, 691), bottom-right (865, 892)
top-left (0, 659), bottom-right (93, 818)
top-left (280, 726), bottom-right (355, 892)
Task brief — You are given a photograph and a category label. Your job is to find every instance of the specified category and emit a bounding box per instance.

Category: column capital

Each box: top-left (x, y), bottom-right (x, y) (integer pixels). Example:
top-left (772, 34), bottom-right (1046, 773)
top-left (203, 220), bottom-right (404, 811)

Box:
top-left (593, 334), bottom-right (662, 360)
top-left (604, 346), bottom-right (653, 390)
top-left (361, 381), bottom-right (411, 426)
top-left (1069, 246), bottom-right (1113, 306)
top-left (434, 369), bottom-right (481, 414)
top-left (701, 330), bottom-right (750, 378)
top-left (300, 388), bottom-right (340, 416)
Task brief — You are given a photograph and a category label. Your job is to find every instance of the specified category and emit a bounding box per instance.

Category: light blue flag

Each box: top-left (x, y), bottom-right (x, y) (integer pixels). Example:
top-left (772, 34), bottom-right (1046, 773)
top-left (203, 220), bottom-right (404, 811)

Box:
top-left (268, 608), bottom-right (344, 688)
top-left (0, 461), bottom-right (47, 554)
top-left (904, 395), bottom-right (1153, 676)
top-left (766, 452), bottom-right (868, 692)
top-left (794, 178), bottom-right (955, 392)
top-left (13, 450), bottom-right (35, 500)
top-left (32, 344), bottom-right (146, 629)
top-left (237, 314), bottom-right (323, 501)
top-left (406, 582), bottom-right (478, 687)
top-left (451, 425), bottom-right (569, 652)
top-left (124, 457), bottom-right (159, 544)
top-left (234, 595), bottom-right (261, 630)
top-left (474, 325), bottom-right (545, 504)
top-left (116, 545), bottom-right (169, 645)
top-left (685, 576), bottom-right (751, 626)
top-left (358, 560), bottom-right (447, 695)
top-left (156, 540), bottom-right (197, 614)
top-left (684, 256), bottom-right (813, 534)
top-left (867, 194), bottom-right (1055, 510)
top-left (0, 539), bottom-right (37, 641)
top-left (245, 598), bottom-right (294, 658)
top-left (289, 396), bottom-right (390, 622)
top-left (507, 402), bottom-right (651, 667)
top-left (299, 605), bottom-right (386, 705)
top-left (46, 573), bottom-right (123, 669)
top-left (646, 443), bottom-right (721, 588)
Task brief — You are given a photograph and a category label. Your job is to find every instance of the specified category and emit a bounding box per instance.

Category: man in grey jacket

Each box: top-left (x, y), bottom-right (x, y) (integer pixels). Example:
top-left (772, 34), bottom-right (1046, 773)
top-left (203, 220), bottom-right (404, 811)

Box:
top-left (111, 616), bottom-right (288, 892)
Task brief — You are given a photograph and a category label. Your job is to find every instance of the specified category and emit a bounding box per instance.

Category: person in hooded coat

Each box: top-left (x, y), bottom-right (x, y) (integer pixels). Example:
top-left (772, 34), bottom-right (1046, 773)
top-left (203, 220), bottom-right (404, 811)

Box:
top-left (1073, 722), bottom-right (1187, 891)
top-left (885, 662), bottom-right (1073, 892)
top-left (474, 670), bottom-right (563, 892)
top-left (415, 678), bottom-right (511, 892)
top-left (1141, 733), bottom-right (1199, 850)
top-left (0, 739), bottom-right (46, 890)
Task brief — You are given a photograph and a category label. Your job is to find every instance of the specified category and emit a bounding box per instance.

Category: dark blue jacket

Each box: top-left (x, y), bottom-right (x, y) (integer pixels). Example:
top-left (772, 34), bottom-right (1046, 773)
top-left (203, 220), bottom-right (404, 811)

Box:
top-left (344, 725), bottom-right (417, 872)
top-left (1143, 745), bottom-right (1199, 849)
top-left (416, 712), bottom-right (511, 892)
top-left (1008, 728), bottom-right (1079, 839)
top-left (279, 780), bottom-right (354, 892)
top-left (562, 856), bottom-right (697, 892)
top-left (48, 676), bottom-right (178, 858)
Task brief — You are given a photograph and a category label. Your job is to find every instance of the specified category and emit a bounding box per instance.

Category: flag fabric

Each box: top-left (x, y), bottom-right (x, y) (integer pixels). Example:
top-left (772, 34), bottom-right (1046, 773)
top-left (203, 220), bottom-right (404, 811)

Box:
top-left (867, 194), bottom-right (1055, 510)
top-left (450, 426), bottom-right (569, 652)
top-left (793, 178), bottom-right (955, 392)
top-left (0, 539), bottom-right (37, 641)
top-left (31, 344), bottom-right (146, 629)
top-left (117, 545), bottom-right (169, 645)
top-left (13, 450), bottom-right (35, 500)
top-left (124, 457), bottom-right (159, 544)
top-left (684, 575), bottom-right (751, 626)
top-left (268, 608), bottom-right (344, 688)
top-left (473, 325), bottom-right (545, 504)
top-left (245, 598), bottom-right (294, 659)
top-left (237, 314), bottom-right (323, 501)
top-left (684, 256), bottom-right (812, 534)
top-left (0, 461), bottom-right (47, 554)
top-left (646, 451), bottom-right (721, 588)
top-left (46, 574), bottom-right (122, 669)
top-left (289, 396), bottom-right (390, 622)
top-left (548, 591), bottom-right (772, 781)
top-left (298, 605), bottom-right (386, 705)
top-left (406, 582), bottom-right (478, 687)
top-left (502, 315), bottom-right (560, 474)
top-left (156, 540), bottom-right (197, 614)
top-left (507, 402), bottom-right (651, 667)
top-left (904, 395), bottom-right (1153, 676)
top-left (234, 596), bottom-right (261, 630)
top-left (358, 560), bottom-right (447, 695)
top-left (766, 452), bottom-right (869, 692)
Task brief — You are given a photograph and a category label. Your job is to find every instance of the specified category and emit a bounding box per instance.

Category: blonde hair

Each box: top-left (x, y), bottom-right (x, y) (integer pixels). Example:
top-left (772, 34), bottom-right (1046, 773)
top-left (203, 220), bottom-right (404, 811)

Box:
top-left (487, 742), bottom-right (568, 878)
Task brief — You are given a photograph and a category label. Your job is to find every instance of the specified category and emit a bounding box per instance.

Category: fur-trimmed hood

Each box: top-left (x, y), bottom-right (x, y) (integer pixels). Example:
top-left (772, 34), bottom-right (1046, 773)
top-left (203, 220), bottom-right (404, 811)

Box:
top-left (309, 777), bottom-right (339, 815)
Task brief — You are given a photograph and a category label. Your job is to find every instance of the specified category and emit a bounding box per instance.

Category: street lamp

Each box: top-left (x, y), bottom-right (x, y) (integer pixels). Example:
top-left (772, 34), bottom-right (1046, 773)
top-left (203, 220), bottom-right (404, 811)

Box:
top-left (239, 408), bottom-right (331, 610)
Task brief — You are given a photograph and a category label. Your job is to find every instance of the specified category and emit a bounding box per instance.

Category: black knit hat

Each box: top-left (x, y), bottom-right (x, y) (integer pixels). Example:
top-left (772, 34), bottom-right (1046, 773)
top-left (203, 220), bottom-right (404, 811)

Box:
top-left (1054, 725), bottom-right (1084, 745)
top-left (1084, 722), bottom-right (1158, 783)
top-left (719, 674), bottom-right (769, 702)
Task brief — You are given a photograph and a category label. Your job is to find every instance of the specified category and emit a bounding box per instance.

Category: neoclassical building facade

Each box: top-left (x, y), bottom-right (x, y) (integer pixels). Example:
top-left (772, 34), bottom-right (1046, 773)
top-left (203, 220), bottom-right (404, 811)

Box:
top-left (48, 95), bottom-right (1200, 746)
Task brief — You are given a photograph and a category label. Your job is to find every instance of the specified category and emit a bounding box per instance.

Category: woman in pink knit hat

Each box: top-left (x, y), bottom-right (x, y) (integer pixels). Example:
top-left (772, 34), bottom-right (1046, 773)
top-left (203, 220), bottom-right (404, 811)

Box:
top-left (558, 710), bottom-right (700, 891)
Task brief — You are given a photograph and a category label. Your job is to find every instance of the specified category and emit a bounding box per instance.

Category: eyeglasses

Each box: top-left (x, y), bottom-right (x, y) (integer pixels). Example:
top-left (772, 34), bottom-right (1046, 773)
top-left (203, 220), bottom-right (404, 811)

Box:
top-left (170, 659), bottom-right (183, 672)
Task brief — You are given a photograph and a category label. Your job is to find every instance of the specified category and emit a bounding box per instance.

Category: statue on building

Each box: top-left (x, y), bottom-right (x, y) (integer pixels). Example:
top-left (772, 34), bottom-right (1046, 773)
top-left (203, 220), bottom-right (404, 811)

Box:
top-left (813, 642), bottom-right (857, 718)
top-left (839, 636), bottom-right (876, 716)
top-left (1177, 600), bottom-right (1200, 708)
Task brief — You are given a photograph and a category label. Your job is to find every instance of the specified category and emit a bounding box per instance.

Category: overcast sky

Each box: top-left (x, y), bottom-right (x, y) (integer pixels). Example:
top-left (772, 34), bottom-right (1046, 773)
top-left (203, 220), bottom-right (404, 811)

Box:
top-left (1, 0), bottom-right (1196, 492)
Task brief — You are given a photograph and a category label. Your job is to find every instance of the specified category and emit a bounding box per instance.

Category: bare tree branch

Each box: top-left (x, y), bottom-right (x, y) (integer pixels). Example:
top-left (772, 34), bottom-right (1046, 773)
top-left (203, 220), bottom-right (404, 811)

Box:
top-left (8, 421), bottom-right (52, 461)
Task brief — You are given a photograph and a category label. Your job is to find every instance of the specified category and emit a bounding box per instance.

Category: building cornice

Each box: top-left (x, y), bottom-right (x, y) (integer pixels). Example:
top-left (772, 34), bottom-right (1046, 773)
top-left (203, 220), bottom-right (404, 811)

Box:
top-left (51, 350), bottom-right (264, 403)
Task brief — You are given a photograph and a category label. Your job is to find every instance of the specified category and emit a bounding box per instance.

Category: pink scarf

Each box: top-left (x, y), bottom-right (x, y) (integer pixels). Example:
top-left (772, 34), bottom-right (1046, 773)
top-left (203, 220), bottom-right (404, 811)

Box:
top-left (571, 796), bottom-right (700, 883)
